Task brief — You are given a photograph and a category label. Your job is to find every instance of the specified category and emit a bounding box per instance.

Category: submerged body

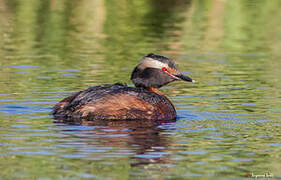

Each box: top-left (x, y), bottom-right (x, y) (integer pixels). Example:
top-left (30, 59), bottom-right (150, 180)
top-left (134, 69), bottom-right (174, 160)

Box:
top-left (53, 83), bottom-right (176, 121)
top-left (53, 53), bottom-right (194, 121)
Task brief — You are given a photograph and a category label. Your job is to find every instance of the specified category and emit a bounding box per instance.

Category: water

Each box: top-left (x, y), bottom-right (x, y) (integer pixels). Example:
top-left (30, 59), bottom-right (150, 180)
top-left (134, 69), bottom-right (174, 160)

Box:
top-left (0, 0), bottom-right (281, 179)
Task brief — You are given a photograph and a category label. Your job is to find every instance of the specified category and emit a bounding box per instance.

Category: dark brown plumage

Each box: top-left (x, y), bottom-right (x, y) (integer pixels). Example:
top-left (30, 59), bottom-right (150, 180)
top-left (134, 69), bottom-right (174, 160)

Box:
top-left (53, 53), bottom-right (194, 122)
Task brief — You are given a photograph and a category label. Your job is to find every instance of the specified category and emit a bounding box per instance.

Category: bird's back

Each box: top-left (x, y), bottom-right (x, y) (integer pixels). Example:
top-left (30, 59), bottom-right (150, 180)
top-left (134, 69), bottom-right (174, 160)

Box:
top-left (53, 83), bottom-right (176, 121)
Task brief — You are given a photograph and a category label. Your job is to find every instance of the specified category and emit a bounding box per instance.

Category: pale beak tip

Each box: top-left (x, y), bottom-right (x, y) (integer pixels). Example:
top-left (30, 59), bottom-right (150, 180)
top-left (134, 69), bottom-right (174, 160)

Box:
top-left (192, 79), bottom-right (196, 83)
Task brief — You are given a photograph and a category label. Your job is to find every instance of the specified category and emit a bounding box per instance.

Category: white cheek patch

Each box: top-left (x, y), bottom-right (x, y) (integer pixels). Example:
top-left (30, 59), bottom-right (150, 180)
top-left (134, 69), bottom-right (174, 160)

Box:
top-left (138, 58), bottom-right (168, 70)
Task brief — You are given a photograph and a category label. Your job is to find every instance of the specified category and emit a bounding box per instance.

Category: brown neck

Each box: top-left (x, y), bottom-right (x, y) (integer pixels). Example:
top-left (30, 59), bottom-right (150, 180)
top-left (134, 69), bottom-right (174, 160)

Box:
top-left (146, 87), bottom-right (164, 96)
top-left (146, 87), bottom-right (176, 114)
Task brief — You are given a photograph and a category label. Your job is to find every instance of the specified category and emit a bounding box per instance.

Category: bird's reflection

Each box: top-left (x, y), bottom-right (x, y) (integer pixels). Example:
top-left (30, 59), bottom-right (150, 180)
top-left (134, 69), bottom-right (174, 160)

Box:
top-left (55, 118), bottom-right (176, 167)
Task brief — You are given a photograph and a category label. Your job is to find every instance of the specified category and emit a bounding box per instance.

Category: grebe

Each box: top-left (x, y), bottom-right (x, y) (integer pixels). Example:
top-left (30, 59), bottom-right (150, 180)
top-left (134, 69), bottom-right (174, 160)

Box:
top-left (53, 53), bottom-right (194, 121)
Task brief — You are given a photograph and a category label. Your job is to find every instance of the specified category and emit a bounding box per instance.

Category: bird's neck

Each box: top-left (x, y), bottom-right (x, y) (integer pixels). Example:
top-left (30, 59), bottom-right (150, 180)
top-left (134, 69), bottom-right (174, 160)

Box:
top-left (145, 87), bottom-right (176, 114)
top-left (145, 87), bottom-right (164, 96)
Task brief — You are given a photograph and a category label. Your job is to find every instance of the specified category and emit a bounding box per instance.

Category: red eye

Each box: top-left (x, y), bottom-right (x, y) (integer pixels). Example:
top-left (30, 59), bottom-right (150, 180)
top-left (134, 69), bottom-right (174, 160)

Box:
top-left (161, 67), bottom-right (168, 72)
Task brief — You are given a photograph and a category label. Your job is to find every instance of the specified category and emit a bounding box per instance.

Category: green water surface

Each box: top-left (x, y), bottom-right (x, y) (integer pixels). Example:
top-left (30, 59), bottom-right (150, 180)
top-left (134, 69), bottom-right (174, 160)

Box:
top-left (0, 0), bottom-right (280, 179)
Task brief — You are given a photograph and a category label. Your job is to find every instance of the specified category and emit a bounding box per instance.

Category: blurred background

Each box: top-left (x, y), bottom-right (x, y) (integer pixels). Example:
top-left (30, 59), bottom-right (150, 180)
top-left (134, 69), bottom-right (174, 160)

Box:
top-left (0, 0), bottom-right (280, 179)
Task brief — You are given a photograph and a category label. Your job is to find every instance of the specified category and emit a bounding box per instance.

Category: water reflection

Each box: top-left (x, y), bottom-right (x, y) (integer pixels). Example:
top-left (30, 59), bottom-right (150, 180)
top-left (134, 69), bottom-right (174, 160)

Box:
top-left (56, 119), bottom-right (175, 168)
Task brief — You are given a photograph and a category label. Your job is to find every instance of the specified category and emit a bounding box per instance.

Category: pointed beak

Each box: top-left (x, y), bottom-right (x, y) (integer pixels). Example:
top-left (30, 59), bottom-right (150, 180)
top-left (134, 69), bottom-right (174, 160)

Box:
top-left (174, 74), bottom-right (195, 83)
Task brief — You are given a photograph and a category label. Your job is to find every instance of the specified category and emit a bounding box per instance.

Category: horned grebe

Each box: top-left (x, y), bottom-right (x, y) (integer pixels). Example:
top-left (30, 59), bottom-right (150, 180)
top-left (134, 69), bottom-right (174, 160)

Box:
top-left (53, 53), bottom-right (194, 121)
